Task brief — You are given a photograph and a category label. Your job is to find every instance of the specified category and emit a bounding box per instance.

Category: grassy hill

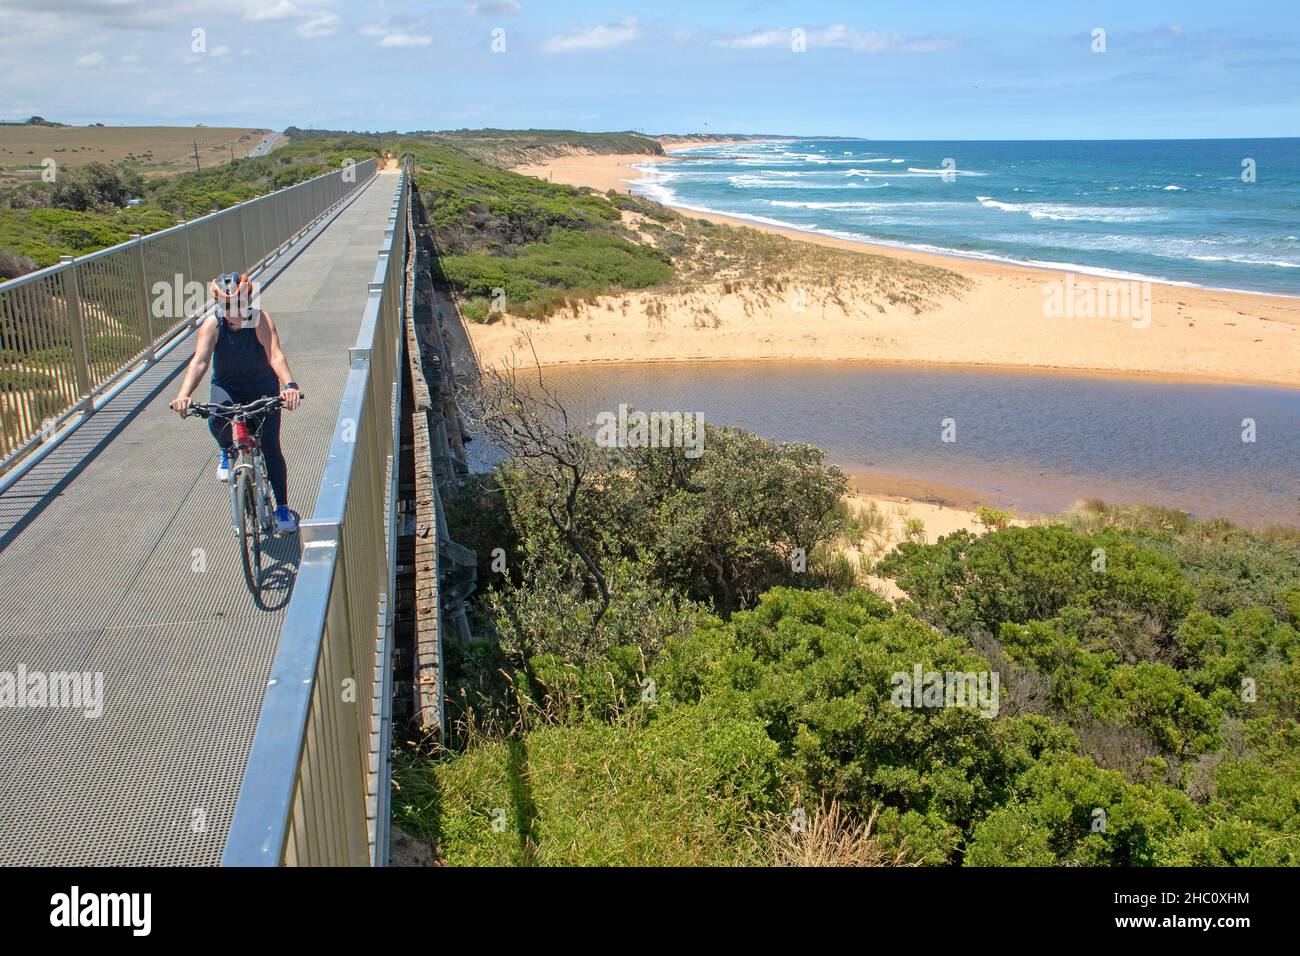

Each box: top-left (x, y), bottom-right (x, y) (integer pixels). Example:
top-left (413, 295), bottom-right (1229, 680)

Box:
top-left (286, 125), bottom-right (663, 168)
top-left (422, 128), bottom-right (662, 168)
top-left (407, 139), bottom-right (671, 319)
top-left (0, 125), bottom-right (271, 185)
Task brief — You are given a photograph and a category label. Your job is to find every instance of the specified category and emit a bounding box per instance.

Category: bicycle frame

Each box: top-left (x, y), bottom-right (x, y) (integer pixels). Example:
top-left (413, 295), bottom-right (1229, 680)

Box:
top-left (227, 415), bottom-right (274, 537)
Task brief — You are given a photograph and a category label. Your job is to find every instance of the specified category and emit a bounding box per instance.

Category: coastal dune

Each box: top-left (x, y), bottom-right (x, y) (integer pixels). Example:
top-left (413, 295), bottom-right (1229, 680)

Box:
top-left (502, 151), bottom-right (1300, 389)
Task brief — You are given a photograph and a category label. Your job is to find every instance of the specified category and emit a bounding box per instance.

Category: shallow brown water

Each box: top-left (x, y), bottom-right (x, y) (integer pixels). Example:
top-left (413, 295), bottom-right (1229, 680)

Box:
top-left (471, 361), bottom-right (1300, 529)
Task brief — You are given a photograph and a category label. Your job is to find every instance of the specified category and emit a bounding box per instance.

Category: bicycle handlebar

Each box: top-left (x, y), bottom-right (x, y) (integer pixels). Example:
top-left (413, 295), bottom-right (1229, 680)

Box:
top-left (184, 393), bottom-right (305, 419)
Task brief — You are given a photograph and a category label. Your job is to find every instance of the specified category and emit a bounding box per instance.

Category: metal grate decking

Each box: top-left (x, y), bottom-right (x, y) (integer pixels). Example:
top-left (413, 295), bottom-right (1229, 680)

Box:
top-left (0, 172), bottom-right (402, 866)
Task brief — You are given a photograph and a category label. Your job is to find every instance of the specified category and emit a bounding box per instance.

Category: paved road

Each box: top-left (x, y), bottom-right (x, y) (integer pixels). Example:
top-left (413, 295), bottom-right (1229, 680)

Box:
top-left (0, 171), bottom-right (400, 866)
top-left (246, 130), bottom-right (283, 158)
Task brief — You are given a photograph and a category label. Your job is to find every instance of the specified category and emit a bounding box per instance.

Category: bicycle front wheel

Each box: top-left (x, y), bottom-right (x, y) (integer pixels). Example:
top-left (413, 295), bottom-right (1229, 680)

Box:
top-left (235, 468), bottom-right (263, 595)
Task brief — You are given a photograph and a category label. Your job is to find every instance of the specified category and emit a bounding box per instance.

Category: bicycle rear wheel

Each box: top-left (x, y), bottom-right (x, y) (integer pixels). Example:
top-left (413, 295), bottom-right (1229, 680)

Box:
top-left (235, 469), bottom-right (263, 595)
top-left (257, 453), bottom-right (276, 534)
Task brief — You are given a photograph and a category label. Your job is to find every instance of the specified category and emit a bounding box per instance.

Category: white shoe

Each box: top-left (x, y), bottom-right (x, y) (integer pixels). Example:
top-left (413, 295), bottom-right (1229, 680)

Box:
top-left (216, 449), bottom-right (230, 482)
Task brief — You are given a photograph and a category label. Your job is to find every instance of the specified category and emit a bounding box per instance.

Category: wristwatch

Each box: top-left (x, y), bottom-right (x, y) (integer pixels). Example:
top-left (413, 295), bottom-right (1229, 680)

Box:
top-left (284, 381), bottom-right (300, 390)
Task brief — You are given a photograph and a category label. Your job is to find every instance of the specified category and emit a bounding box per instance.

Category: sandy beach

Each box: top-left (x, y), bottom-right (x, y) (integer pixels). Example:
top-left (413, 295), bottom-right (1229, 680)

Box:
top-left (501, 149), bottom-right (1300, 389)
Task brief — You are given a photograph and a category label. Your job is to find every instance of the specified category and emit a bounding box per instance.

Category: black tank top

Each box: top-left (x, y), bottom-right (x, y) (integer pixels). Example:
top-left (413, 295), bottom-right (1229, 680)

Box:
top-left (212, 311), bottom-right (278, 393)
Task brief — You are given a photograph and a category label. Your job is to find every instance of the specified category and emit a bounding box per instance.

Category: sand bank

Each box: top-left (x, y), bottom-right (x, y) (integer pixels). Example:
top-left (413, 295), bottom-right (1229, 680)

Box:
top-left (497, 151), bottom-right (1300, 389)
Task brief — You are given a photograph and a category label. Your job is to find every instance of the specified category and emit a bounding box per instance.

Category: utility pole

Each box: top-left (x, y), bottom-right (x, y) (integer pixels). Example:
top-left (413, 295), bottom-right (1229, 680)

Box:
top-left (192, 141), bottom-right (201, 174)
top-left (228, 143), bottom-right (234, 163)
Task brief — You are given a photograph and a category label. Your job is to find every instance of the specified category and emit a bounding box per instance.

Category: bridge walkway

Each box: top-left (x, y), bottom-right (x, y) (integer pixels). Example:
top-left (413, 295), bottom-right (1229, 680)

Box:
top-left (0, 171), bottom-right (401, 866)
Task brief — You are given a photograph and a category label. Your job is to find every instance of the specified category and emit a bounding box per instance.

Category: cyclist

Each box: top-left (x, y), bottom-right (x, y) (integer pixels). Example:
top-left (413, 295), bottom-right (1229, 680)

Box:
top-left (170, 272), bottom-right (302, 534)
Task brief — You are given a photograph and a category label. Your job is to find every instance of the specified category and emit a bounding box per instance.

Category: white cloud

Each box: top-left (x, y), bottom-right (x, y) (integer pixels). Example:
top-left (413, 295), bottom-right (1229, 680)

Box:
top-left (244, 0), bottom-right (305, 21)
top-left (713, 24), bottom-right (958, 54)
top-left (377, 32), bottom-right (432, 47)
top-left (119, 52), bottom-right (140, 64)
top-left (466, 0), bottom-right (520, 15)
top-left (74, 51), bottom-right (106, 67)
top-left (362, 19), bottom-right (432, 47)
top-left (1, 0), bottom-right (211, 33)
top-left (297, 12), bottom-right (339, 37)
top-left (715, 28), bottom-right (786, 50)
top-left (242, 0), bottom-right (340, 39)
top-left (540, 16), bottom-right (638, 54)
top-left (211, 44), bottom-right (232, 58)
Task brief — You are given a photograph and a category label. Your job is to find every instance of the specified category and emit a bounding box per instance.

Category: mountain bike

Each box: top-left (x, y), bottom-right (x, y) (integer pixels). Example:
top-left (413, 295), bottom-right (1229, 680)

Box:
top-left (184, 395), bottom-right (303, 596)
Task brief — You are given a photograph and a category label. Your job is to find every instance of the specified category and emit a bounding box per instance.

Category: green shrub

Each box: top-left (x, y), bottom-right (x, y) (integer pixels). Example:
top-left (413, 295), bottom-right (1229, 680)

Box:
top-left (878, 526), bottom-right (1098, 635)
top-left (412, 512), bottom-right (1300, 867)
top-left (975, 506), bottom-right (1014, 533)
top-left (48, 162), bottom-right (143, 212)
top-left (656, 587), bottom-right (1040, 862)
top-left (393, 698), bottom-right (781, 865)
top-left (439, 229), bottom-right (671, 319)
top-left (965, 752), bottom-right (1201, 866)
top-left (458, 297), bottom-right (491, 324)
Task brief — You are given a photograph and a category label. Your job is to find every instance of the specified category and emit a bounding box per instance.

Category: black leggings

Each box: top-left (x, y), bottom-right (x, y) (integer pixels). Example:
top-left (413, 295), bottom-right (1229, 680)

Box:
top-left (208, 382), bottom-right (287, 507)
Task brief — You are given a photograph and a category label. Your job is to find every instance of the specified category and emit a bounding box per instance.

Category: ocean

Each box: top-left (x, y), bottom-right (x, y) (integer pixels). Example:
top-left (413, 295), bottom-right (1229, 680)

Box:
top-left (630, 138), bottom-right (1300, 296)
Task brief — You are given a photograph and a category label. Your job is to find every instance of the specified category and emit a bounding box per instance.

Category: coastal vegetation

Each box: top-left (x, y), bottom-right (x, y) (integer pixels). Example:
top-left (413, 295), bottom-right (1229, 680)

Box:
top-left (415, 128), bottom-right (663, 168)
top-left (286, 126), bottom-right (664, 169)
top-left (409, 141), bottom-right (674, 320)
top-left (0, 135), bottom-right (382, 276)
top-left (404, 140), bottom-right (969, 322)
top-left (394, 375), bottom-right (1300, 866)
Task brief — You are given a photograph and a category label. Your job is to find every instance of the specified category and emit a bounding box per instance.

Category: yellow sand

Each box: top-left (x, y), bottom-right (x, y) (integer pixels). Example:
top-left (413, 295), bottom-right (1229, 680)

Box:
top-left (501, 150), bottom-right (1300, 389)
top-left (840, 485), bottom-right (1022, 603)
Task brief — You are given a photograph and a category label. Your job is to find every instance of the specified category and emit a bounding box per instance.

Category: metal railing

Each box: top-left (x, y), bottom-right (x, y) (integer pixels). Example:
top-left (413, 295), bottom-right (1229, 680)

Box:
top-left (222, 159), bottom-right (410, 866)
top-left (0, 157), bottom-right (379, 470)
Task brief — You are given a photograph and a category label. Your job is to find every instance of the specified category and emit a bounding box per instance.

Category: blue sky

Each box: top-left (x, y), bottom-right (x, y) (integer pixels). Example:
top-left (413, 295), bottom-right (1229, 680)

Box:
top-left (1, 0), bottom-right (1297, 138)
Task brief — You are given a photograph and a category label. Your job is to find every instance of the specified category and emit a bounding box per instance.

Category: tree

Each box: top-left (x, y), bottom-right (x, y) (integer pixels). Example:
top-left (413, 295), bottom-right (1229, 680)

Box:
top-left (0, 249), bottom-right (38, 281)
top-left (464, 350), bottom-right (627, 631)
top-left (629, 426), bottom-right (847, 614)
top-left (49, 162), bottom-right (144, 212)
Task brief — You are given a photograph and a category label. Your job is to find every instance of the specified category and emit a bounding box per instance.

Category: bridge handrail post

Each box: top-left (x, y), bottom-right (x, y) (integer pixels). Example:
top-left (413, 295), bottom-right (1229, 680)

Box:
top-left (234, 202), bottom-right (250, 274)
top-left (211, 208), bottom-right (226, 276)
top-left (129, 234), bottom-right (156, 361)
top-left (58, 255), bottom-right (94, 416)
top-left (177, 220), bottom-right (194, 292)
